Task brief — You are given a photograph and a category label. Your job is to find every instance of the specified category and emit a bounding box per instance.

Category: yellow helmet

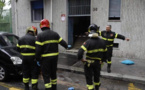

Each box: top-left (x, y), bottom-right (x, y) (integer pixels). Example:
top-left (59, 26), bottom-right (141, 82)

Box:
top-left (26, 27), bottom-right (36, 36)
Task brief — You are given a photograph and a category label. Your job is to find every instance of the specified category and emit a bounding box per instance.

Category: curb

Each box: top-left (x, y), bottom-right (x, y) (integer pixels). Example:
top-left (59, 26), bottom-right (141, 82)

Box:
top-left (57, 64), bottom-right (145, 84)
top-left (0, 82), bottom-right (23, 90)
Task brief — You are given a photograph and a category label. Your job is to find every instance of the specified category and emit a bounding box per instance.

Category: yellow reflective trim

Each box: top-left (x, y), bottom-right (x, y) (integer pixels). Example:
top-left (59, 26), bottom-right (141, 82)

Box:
top-left (45, 83), bottom-right (52, 88)
top-left (102, 37), bottom-right (107, 40)
top-left (86, 56), bottom-right (101, 60)
top-left (41, 52), bottom-right (59, 57)
top-left (94, 82), bottom-right (101, 86)
top-left (107, 61), bottom-right (112, 64)
top-left (17, 44), bottom-right (20, 47)
top-left (81, 45), bottom-right (87, 51)
top-left (19, 45), bottom-right (35, 49)
top-left (31, 79), bottom-right (38, 84)
top-left (87, 85), bottom-right (94, 89)
top-left (99, 31), bottom-right (102, 36)
top-left (106, 44), bottom-right (113, 47)
top-left (43, 40), bottom-right (58, 44)
top-left (21, 53), bottom-right (35, 56)
top-left (108, 39), bottom-right (114, 41)
top-left (115, 33), bottom-right (118, 38)
top-left (102, 37), bottom-right (114, 41)
top-left (59, 38), bottom-right (62, 42)
top-left (87, 48), bottom-right (107, 53)
top-left (23, 78), bottom-right (29, 83)
top-left (51, 79), bottom-right (57, 85)
top-left (35, 41), bottom-right (43, 46)
top-left (36, 40), bottom-right (59, 46)
top-left (88, 29), bottom-right (90, 32)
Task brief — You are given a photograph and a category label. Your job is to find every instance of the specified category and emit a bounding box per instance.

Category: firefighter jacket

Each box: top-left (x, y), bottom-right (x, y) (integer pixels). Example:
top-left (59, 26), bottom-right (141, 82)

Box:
top-left (99, 31), bottom-right (125, 48)
top-left (17, 33), bottom-right (36, 57)
top-left (78, 36), bottom-right (107, 62)
top-left (35, 29), bottom-right (68, 61)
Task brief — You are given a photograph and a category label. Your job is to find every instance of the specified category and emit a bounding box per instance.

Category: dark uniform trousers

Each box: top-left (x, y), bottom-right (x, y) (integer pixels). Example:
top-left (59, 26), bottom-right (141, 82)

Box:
top-left (23, 56), bottom-right (40, 90)
top-left (84, 60), bottom-right (101, 90)
top-left (41, 56), bottom-right (58, 90)
top-left (106, 47), bottom-right (113, 64)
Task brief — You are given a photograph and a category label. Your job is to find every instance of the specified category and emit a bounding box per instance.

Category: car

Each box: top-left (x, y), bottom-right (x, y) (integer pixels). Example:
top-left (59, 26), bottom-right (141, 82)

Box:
top-left (0, 32), bottom-right (22, 81)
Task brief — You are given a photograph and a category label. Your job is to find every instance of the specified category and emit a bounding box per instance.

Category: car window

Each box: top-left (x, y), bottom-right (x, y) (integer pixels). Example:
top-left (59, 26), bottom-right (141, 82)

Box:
top-left (2, 35), bottom-right (18, 46)
top-left (0, 37), bottom-right (6, 48)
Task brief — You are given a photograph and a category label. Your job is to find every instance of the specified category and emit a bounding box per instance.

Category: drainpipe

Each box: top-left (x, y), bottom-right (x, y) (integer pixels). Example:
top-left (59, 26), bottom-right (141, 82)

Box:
top-left (51, 0), bottom-right (53, 30)
top-left (15, 0), bottom-right (18, 35)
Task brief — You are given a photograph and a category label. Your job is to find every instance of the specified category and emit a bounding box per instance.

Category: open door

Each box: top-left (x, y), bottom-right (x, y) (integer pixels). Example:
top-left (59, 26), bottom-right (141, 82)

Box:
top-left (68, 18), bottom-right (73, 49)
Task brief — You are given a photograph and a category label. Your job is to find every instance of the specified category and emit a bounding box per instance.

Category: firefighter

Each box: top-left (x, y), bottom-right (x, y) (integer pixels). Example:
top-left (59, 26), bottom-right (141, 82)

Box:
top-left (35, 19), bottom-right (68, 90)
top-left (99, 25), bottom-right (130, 73)
top-left (17, 26), bottom-right (39, 90)
top-left (78, 24), bottom-right (107, 90)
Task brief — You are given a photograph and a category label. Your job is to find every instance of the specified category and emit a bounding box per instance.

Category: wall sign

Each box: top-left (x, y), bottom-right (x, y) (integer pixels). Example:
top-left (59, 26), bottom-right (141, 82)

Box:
top-left (61, 14), bottom-right (66, 21)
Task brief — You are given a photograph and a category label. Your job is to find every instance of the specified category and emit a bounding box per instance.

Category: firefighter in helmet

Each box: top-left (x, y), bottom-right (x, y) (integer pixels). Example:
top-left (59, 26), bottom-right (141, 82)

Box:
top-left (35, 19), bottom-right (68, 90)
top-left (17, 26), bottom-right (39, 90)
top-left (99, 25), bottom-right (129, 73)
top-left (78, 24), bottom-right (107, 90)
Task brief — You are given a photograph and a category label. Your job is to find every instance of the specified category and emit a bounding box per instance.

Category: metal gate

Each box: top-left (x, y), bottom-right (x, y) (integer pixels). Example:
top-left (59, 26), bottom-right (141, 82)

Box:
top-left (68, 0), bottom-right (91, 16)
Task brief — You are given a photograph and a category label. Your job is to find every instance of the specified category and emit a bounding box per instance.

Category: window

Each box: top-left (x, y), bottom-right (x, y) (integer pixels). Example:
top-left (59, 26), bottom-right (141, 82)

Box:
top-left (31, 0), bottom-right (44, 22)
top-left (109, 0), bottom-right (121, 20)
top-left (68, 0), bottom-right (91, 16)
top-left (2, 35), bottom-right (18, 46)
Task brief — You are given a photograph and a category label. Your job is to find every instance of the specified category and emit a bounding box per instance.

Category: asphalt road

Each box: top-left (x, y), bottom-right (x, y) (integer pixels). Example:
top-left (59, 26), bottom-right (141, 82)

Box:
top-left (1, 70), bottom-right (145, 90)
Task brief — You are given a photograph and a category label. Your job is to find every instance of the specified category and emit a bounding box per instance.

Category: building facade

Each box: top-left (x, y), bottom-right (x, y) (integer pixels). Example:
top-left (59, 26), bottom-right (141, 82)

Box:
top-left (12, 0), bottom-right (145, 59)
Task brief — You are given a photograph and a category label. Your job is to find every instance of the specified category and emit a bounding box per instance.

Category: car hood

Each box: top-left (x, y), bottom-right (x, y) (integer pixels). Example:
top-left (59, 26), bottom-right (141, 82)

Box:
top-left (0, 46), bottom-right (21, 58)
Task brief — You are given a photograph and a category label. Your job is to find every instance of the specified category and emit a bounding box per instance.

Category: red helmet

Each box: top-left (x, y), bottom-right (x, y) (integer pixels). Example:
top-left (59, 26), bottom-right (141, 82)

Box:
top-left (32, 26), bottom-right (37, 35)
top-left (40, 19), bottom-right (50, 29)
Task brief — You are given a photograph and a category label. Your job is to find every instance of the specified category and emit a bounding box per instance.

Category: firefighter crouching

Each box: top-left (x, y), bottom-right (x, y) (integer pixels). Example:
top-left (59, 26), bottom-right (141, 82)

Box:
top-left (35, 19), bottom-right (68, 90)
top-left (17, 26), bottom-right (40, 90)
top-left (99, 25), bottom-right (130, 73)
top-left (78, 24), bottom-right (107, 90)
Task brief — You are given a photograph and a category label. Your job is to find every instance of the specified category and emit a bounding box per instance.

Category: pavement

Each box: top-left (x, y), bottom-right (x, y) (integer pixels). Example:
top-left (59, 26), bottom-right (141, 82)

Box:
top-left (2, 70), bottom-right (145, 90)
top-left (0, 52), bottom-right (145, 90)
top-left (58, 52), bottom-right (145, 84)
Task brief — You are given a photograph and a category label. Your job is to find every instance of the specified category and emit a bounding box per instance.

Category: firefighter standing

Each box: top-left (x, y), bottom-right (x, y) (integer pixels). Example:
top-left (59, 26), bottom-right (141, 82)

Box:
top-left (99, 25), bottom-right (129, 73)
top-left (78, 24), bottom-right (107, 90)
top-left (17, 26), bottom-right (39, 90)
top-left (35, 19), bottom-right (68, 90)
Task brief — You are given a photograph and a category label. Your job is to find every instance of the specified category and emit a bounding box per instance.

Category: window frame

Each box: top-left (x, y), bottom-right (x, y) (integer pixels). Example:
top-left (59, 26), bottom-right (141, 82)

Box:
top-left (108, 0), bottom-right (121, 21)
top-left (31, 0), bottom-right (44, 22)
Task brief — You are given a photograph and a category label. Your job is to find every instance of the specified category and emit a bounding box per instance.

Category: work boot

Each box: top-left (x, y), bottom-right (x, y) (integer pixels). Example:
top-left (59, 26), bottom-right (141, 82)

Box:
top-left (95, 83), bottom-right (101, 90)
top-left (24, 83), bottom-right (29, 90)
top-left (107, 64), bottom-right (111, 73)
top-left (52, 85), bottom-right (57, 90)
top-left (32, 83), bottom-right (39, 90)
top-left (95, 86), bottom-right (99, 90)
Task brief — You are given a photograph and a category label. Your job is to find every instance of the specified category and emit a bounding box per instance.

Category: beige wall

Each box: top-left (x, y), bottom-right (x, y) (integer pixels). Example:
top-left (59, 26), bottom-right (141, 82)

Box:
top-left (91, 0), bottom-right (145, 59)
top-left (52, 0), bottom-right (68, 51)
top-left (12, 0), bottom-right (145, 59)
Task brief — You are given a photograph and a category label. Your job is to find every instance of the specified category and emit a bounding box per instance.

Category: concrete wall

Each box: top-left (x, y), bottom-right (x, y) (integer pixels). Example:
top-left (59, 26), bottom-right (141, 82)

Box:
top-left (12, 0), bottom-right (145, 59)
top-left (11, 0), bottom-right (52, 37)
top-left (52, 0), bottom-right (68, 51)
top-left (91, 0), bottom-right (145, 59)
top-left (11, 0), bottom-right (68, 51)
top-left (120, 0), bottom-right (145, 59)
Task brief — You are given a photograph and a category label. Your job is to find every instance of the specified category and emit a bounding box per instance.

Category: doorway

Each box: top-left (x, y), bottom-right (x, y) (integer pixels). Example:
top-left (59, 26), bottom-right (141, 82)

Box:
top-left (68, 0), bottom-right (91, 49)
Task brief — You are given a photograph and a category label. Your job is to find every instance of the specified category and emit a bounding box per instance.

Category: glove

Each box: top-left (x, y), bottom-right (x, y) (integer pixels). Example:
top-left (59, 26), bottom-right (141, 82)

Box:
top-left (37, 61), bottom-right (41, 67)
